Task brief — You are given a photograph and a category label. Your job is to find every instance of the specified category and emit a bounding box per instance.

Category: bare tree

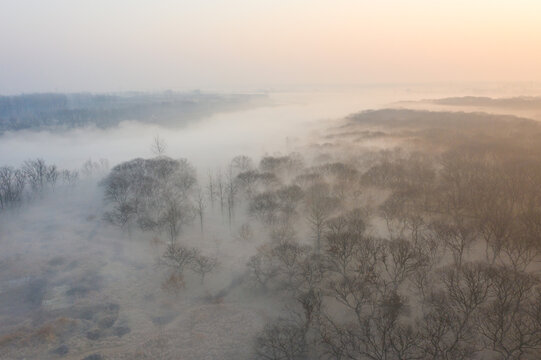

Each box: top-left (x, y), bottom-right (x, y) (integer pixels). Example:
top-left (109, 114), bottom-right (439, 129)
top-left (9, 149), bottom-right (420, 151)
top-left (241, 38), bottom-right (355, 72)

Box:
top-left (226, 164), bottom-right (238, 228)
top-left (61, 169), bottom-right (79, 187)
top-left (102, 169), bottom-right (138, 231)
top-left (247, 245), bottom-right (280, 290)
top-left (476, 200), bottom-right (515, 265)
top-left (418, 262), bottom-right (493, 360)
top-left (500, 233), bottom-right (539, 272)
top-left (195, 186), bottom-right (206, 234)
top-left (207, 172), bottom-right (216, 208)
top-left (0, 167), bottom-right (26, 209)
top-left (236, 170), bottom-right (260, 200)
top-left (383, 238), bottom-right (428, 288)
top-left (151, 135), bottom-right (167, 156)
top-left (304, 183), bottom-right (339, 253)
top-left (161, 243), bottom-right (198, 275)
top-left (23, 158), bottom-right (49, 193)
top-left (319, 283), bottom-right (416, 360)
top-left (159, 198), bottom-right (195, 244)
top-left (431, 218), bottom-right (477, 268)
top-left (231, 155), bottom-right (254, 174)
top-left (250, 192), bottom-right (280, 226)
top-left (45, 164), bottom-right (59, 189)
top-left (478, 267), bottom-right (541, 360)
top-left (215, 170), bottom-right (225, 216)
top-left (190, 252), bottom-right (218, 284)
top-left (271, 241), bottom-right (309, 290)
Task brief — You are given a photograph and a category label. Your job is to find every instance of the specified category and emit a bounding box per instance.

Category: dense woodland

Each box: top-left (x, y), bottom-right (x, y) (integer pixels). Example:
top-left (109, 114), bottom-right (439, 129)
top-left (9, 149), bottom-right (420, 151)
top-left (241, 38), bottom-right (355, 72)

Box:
top-left (2, 109), bottom-right (541, 359)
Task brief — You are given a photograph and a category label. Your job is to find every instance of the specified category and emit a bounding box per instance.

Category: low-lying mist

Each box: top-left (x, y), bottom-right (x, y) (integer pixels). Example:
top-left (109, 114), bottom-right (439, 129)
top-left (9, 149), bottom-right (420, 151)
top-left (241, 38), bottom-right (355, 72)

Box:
top-left (2, 86), bottom-right (541, 360)
top-left (1, 85), bottom-right (522, 169)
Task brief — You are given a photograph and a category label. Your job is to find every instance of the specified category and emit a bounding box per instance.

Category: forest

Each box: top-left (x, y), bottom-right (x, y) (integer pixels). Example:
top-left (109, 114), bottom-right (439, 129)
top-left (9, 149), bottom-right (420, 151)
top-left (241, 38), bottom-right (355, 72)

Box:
top-left (4, 0), bottom-right (541, 357)
top-left (1, 109), bottom-right (541, 359)
top-left (0, 92), bottom-right (267, 133)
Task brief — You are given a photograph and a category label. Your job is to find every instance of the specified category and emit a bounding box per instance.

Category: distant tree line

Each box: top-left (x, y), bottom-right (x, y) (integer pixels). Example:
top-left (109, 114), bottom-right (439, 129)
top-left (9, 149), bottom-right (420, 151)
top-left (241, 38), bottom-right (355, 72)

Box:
top-left (0, 92), bottom-right (267, 133)
top-left (0, 158), bottom-right (107, 211)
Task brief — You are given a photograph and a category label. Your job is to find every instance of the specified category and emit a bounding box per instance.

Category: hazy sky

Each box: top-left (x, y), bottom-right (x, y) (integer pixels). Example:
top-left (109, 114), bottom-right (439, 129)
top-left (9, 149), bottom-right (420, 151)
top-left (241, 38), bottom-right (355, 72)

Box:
top-left (1, 0), bottom-right (540, 94)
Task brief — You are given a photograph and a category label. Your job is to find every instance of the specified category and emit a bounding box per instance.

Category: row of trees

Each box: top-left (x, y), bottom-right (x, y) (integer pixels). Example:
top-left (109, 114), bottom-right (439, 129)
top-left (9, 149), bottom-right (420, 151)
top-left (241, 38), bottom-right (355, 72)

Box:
top-left (0, 92), bottom-right (265, 132)
top-left (0, 159), bottom-right (84, 210)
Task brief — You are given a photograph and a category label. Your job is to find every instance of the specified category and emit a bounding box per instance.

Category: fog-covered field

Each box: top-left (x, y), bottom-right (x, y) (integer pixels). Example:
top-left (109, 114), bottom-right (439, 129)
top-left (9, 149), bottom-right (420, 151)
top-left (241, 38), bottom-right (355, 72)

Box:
top-left (3, 85), bottom-right (536, 169)
top-left (2, 85), bottom-right (541, 360)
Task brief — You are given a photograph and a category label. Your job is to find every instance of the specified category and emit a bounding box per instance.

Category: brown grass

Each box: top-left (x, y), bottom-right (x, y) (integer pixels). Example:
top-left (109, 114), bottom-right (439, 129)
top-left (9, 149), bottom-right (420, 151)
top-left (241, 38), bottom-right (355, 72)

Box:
top-left (0, 317), bottom-right (76, 348)
top-left (0, 329), bottom-right (28, 347)
top-left (161, 273), bottom-right (185, 295)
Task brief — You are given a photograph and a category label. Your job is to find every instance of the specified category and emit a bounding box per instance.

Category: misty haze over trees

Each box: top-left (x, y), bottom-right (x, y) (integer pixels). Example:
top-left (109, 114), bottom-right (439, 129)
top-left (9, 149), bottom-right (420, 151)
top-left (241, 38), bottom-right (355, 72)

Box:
top-left (3, 0), bottom-right (541, 358)
top-left (424, 96), bottom-right (541, 110)
top-left (0, 92), bottom-right (267, 133)
top-left (2, 102), bottom-right (541, 359)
